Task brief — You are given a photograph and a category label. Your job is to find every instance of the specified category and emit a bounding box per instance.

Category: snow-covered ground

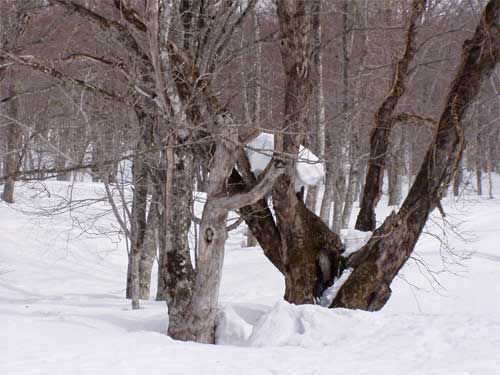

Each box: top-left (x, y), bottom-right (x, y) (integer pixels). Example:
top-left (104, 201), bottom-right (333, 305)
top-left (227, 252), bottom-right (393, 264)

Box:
top-left (1, 177), bottom-right (500, 375)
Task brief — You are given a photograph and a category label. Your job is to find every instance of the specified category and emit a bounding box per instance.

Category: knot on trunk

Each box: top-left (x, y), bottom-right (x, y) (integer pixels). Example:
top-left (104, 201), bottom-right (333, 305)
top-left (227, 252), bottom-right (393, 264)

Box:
top-left (204, 228), bottom-right (214, 244)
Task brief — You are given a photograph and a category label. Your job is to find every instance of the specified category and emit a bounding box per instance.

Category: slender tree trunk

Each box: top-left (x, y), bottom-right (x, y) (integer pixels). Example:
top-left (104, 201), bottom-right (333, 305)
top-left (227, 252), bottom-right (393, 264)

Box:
top-left (388, 131), bottom-right (403, 206)
top-left (356, 0), bottom-right (426, 231)
top-left (139, 189), bottom-right (159, 300)
top-left (127, 156), bottom-right (149, 309)
top-left (320, 151), bottom-right (334, 225)
top-left (332, 169), bottom-right (346, 233)
top-left (453, 156), bottom-right (463, 197)
top-left (305, 0), bottom-right (325, 213)
top-left (342, 129), bottom-right (361, 229)
top-left (2, 82), bottom-right (20, 204)
top-left (55, 126), bottom-right (71, 181)
top-left (476, 131), bottom-right (483, 195)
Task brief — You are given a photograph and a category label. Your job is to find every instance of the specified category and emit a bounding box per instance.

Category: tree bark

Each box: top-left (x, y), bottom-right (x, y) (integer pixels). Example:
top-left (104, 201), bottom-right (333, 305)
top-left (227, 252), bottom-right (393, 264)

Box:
top-left (2, 83), bottom-right (20, 204)
top-left (388, 130), bottom-right (404, 206)
top-left (171, 118), bottom-right (284, 343)
top-left (127, 156), bottom-right (149, 310)
top-left (139, 188), bottom-right (159, 300)
top-left (272, 0), bottom-right (344, 305)
top-left (156, 140), bottom-right (195, 323)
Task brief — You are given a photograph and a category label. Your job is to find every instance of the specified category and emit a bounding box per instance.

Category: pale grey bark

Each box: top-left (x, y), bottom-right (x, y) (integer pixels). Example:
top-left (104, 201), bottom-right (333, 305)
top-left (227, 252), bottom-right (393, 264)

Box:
top-left (128, 155), bottom-right (149, 310)
top-left (139, 191), bottom-right (159, 300)
top-left (171, 116), bottom-right (284, 343)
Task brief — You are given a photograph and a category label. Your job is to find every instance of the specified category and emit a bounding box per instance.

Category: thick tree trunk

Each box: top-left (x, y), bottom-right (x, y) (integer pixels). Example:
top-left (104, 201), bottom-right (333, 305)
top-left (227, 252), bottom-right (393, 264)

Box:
top-left (156, 142), bottom-right (195, 327)
top-left (331, 0), bottom-right (500, 310)
top-left (356, 0), bottom-right (426, 231)
top-left (171, 120), bottom-right (284, 343)
top-left (270, 0), bottom-right (345, 305)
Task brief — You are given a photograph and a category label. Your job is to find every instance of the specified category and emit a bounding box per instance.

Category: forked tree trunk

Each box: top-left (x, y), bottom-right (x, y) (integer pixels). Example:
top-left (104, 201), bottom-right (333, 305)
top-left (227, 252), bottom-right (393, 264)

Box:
top-left (171, 118), bottom-right (284, 343)
top-left (356, 0), bottom-right (426, 231)
top-left (271, 0), bottom-right (344, 305)
top-left (331, 0), bottom-right (500, 310)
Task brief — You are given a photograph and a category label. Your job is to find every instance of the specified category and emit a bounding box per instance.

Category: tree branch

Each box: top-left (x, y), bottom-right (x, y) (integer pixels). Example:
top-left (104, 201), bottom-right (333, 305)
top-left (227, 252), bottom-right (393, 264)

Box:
top-left (1, 51), bottom-right (132, 106)
top-left (215, 160), bottom-right (285, 211)
top-left (391, 112), bottom-right (437, 126)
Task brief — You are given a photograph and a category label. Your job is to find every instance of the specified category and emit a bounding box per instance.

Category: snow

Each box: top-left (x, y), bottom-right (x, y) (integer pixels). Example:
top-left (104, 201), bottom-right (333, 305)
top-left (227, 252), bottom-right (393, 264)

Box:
top-left (2, 178), bottom-right (500, 374)
top-left (318, 268), bottom-right (353, 307)
top-left (340, 228), bottom-right (373, 255)
top-left (245, 132), bottom-right (325, 191)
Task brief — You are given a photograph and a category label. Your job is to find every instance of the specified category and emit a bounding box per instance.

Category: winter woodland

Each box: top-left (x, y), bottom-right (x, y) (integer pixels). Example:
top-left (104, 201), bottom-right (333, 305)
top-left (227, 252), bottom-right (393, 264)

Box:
top-left (1, 0), bottom-right (500, 374)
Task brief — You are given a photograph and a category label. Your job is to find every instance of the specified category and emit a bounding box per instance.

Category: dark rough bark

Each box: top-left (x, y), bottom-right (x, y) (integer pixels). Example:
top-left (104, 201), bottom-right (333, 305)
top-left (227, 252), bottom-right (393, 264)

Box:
top-left (331, 0), bottom-right (500, 310)
top-left (156, 143), bottom-right (195, 325)
top-left (267, 0), bottom-right (345, 305)
top-left (356, 0), bottom-right (426, 232)
top-left (274, 0), bottom-right (317, 304)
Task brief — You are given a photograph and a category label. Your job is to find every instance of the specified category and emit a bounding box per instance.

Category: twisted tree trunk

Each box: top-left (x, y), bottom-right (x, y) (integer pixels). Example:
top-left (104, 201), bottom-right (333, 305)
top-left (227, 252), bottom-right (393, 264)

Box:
top-left (356, 0), bottom-right (427, 231)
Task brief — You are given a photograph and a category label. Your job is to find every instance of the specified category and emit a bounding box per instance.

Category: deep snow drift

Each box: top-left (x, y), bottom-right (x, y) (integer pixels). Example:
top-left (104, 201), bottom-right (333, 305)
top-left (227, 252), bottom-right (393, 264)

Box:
top-left (1, 178), bottom-right (500, 375)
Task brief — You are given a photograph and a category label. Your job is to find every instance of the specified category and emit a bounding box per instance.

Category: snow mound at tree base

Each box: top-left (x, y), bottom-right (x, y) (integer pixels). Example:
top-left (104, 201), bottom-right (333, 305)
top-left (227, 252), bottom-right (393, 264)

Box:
top-left (217, 300), bottom-right (500, 353)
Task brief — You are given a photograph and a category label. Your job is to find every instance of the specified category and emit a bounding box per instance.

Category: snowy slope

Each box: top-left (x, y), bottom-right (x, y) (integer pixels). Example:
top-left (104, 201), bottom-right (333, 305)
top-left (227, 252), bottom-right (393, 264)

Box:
top-left (1, 179), bottom-right (500, 374)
